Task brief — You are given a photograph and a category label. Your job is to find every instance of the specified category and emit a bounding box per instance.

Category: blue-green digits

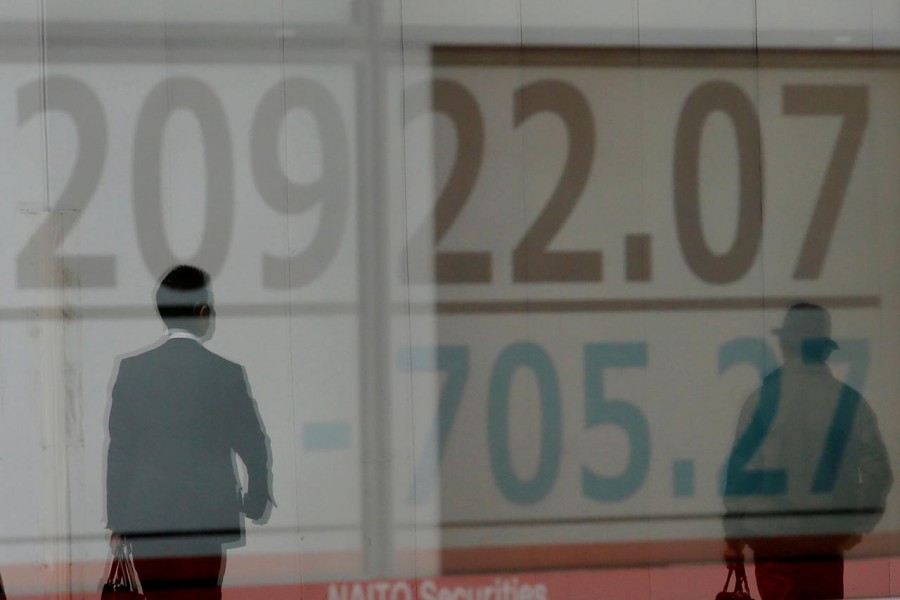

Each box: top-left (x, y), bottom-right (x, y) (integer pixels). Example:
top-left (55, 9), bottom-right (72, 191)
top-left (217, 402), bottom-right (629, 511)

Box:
top-left (722, 337), bottom-right (873, 496)
top-left (811, 339), bottom-right (869, 493)
top-left (721, 338), bottom-right (785, 496)
top-left (582, 343), bottom-right (650, 502)
top-left (488, 342), bottom-right (562, 505)
top-left (397, 346), bottom-right (469, 504)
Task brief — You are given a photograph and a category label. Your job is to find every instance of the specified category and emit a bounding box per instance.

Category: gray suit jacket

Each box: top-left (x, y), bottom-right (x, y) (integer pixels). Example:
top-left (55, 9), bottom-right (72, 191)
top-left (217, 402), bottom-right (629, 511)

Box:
top-left (106, 337), bottom-right (272, 544)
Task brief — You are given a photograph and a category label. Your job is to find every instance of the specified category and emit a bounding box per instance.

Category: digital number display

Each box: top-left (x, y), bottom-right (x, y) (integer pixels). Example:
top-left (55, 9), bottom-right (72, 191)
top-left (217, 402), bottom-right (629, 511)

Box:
top-left (387, 48), bottom-right (900, 571)
top-left (15, 74), bottom-right (351, 290)
top-left (3, 44), bottom-right (899, 578)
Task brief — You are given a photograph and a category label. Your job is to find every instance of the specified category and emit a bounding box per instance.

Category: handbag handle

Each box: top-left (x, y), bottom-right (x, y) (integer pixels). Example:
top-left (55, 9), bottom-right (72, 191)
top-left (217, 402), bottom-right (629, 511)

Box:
top-left (724, 563), bottom-right (749, 594)
top-left (108, 536), bottom-right (140, 591)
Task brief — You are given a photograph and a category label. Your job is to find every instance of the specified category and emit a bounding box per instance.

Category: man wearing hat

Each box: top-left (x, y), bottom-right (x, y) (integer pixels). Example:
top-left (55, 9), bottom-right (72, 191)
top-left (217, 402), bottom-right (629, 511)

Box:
top-left (723, 302), bottom-right (892, 600)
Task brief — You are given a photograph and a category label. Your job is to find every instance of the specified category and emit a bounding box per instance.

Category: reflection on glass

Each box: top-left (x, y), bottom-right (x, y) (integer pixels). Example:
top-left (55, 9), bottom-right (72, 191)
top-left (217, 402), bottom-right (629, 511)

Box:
top-left (105, 266), bottom-right (273, 598)
top-left (724, 303), bottom-right (892, 600)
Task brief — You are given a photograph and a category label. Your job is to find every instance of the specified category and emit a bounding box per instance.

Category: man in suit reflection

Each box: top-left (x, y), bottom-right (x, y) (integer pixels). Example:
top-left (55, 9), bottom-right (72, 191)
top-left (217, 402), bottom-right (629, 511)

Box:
top-left (723, 303), bottom-right (892, 600)
top-left (106, 265), bottom-right (273, 599)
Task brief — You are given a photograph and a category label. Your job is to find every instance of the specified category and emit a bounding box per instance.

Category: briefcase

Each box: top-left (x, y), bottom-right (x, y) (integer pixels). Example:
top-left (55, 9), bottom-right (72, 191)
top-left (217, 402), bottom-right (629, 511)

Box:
top-left (715, 564), bottom-right (754, 600)
top-left (101, 538), bottom-right (144, 600)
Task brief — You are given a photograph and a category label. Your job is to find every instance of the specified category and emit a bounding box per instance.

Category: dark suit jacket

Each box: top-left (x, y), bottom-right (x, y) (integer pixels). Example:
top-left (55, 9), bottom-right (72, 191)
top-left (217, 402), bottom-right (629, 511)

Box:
top-left (106, 337), bottom-right (271, 544)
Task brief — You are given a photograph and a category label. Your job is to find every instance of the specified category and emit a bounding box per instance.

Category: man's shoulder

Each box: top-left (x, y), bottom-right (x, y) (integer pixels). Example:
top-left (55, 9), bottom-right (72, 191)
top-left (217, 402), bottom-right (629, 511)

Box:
top-left (115, 341), bottom-right (166, 372)
top-left (172, 340), bottom-right (245, 370)
top-left (194, 342), bottom-right (243, 366)
top-left (119, 340), bottom-right (244, 372)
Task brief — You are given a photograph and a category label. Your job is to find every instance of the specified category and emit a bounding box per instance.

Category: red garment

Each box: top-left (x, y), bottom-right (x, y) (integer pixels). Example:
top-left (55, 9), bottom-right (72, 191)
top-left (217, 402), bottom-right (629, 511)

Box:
top-left (755, 557), bottom-right (843, 600)
top-left (133, 549), bottom-right (225, 600)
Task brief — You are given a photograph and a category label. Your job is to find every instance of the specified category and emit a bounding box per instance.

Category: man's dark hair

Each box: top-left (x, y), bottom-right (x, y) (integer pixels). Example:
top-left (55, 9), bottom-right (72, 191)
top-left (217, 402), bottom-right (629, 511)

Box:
top-left (155, 265), bottom-right (211, 324)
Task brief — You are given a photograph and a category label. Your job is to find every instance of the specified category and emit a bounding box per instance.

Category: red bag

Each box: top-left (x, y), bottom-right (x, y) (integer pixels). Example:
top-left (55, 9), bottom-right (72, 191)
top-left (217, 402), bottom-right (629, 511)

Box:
top-left (716, 564), bottom-right (754, 600)
top-left (101, 538), bottom-right (144, 600)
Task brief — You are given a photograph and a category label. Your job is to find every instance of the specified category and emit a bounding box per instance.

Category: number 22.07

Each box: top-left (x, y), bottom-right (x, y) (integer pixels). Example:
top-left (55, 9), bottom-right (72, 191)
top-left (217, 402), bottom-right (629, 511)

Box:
top-left (406, 81), bottom-right (868, 286)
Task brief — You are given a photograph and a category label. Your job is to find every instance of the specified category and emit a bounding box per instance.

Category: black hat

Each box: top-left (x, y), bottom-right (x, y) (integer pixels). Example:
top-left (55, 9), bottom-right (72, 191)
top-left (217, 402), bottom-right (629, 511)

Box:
top-left (772, 302), bottom-right (839, 350)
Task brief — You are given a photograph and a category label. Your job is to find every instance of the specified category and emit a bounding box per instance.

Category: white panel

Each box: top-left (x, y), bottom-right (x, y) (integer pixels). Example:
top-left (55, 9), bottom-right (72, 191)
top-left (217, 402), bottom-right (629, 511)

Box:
top-left (43, 0), bottom-right (351, 26)
top-left (874, 0), bottom-right (900, 48)
top-left (757, 0), bottom-right (875, 48)
top-left (382, 0), bottom-right (400, 31)
top-left (278, 43), bottom-right (364, 572)
top-left (0, 0), bottom-right (42, 20)
top-left (383, 0), bottom-right (433, 579)
top-left (38, 5), bottom-right (155, 591)
top-left (0, 3), bottom-right (44, 213)
top-left (638, 0), bottom-right (757, 48)
top-left (165, 0), bottom-right (282, 25)
top-left (42, 0), bottom-right (163, 23)
top-left (400, 0), bottom-right (521, 45)
top-left (284, 0), bottom-right (357, 25)
top-left (521, 0), bottom-right (636, 46)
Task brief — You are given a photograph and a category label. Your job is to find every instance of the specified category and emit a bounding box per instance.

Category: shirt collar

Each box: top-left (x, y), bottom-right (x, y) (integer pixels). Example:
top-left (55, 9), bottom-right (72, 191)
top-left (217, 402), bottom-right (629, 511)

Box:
top-left (167, 328), bottom-right (203, 343)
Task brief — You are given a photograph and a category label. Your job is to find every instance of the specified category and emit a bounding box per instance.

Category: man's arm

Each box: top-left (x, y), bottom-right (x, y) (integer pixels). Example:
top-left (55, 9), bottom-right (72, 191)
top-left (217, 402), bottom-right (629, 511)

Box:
top-left (230, 365), bottom-right (273, 522)
top-left (855, 400), bottom-right (893, 531)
